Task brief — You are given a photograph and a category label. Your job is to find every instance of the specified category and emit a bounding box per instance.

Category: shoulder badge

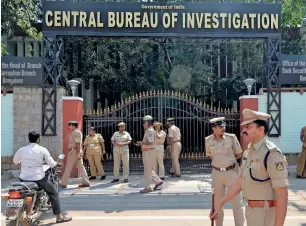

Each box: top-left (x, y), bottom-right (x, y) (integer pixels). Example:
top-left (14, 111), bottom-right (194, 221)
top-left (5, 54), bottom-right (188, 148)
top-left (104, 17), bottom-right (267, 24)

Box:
top-left (275, 162), bottom-right (284, 171)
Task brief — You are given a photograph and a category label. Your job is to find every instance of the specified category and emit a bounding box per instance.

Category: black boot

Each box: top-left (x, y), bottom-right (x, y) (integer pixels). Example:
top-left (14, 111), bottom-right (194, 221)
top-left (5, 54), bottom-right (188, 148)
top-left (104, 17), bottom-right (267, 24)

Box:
top-left (111, 179), bottom-right (119, 183)
top-left (89, 176), bottom-right (96, 180)
top-left (100, 175), bottom-right (106, 180)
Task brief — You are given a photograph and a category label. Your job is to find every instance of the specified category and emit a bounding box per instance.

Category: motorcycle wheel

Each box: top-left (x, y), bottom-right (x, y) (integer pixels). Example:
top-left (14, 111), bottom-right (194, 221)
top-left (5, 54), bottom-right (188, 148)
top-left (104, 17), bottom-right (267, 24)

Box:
top-left (7, 205), bottom-right (28, 226)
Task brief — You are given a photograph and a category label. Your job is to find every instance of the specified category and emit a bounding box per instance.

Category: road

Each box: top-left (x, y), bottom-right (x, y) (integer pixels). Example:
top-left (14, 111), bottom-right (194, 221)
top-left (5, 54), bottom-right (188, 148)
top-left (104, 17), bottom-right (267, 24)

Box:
top-left (1, 174), bottom-right (306, 226)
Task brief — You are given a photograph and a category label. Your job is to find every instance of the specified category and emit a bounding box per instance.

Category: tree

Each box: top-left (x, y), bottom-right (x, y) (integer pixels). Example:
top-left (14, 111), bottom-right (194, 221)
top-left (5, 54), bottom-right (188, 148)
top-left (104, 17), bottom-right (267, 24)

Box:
top-left (1, 0), bottom-right (42, 56)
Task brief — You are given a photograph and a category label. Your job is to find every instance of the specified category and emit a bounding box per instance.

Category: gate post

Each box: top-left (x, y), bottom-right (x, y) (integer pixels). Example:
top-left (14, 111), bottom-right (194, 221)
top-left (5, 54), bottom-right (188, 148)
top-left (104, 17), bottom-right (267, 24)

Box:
top-left (239, 95), bottom-right (259, 151)
top-left (62, 96), bottom-right (84, 178)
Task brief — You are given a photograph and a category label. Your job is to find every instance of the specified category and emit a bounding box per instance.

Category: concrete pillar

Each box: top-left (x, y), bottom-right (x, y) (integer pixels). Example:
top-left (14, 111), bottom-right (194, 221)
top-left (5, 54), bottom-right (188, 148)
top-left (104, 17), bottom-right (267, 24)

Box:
top-left (62, 96), bottom-right (84, 178)
top-left (239, 95), bottom-right (259, 151)
top-left (17, 38), bottom-right (24, 56)
top-left (25, 41), bottom-right (32, 56)
top-left (33, 41), bottom-right (40, 57)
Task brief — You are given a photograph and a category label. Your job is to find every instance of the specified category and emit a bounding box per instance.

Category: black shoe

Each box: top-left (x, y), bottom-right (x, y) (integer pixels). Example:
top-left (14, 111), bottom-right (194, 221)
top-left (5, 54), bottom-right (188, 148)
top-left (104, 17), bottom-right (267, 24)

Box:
top-left (168, 172), bottom-right (174, 176)
top-left (123, 179), bottom-right (128, 183)
top-left (89, 176), bottom-right (96, 180)
top-left (111, 179), bottom-right (119, 183)
top-left (100, 175), bottom-right (106, 180)
top-left (160, 177), bottom-right (165, 181)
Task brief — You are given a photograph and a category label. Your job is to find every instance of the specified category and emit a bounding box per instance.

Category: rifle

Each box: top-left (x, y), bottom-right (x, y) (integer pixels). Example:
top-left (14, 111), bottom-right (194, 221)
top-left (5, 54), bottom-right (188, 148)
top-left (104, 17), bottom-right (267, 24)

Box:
top-left (211, 188), bottom-right (215, 226)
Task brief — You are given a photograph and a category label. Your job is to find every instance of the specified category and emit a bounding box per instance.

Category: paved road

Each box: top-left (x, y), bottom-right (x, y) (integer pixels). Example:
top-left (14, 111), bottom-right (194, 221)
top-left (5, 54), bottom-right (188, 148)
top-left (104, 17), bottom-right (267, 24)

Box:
top-left (1, 174), bottom-right (306, 226)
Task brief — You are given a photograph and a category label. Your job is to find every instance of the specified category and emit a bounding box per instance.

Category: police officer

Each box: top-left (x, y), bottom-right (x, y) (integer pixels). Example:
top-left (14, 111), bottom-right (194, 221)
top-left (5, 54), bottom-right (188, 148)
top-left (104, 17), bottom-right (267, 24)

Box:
top-left (152, 122), bottom-right (166, 180)
top-left (210, 109), bottom-right (289, 226)
top-left (60, 121), bottom-right (90, 188)
top-left (296, 125), bottom-right (306, 178)
top-left (111, 122), bottom-right (132, 183)
top-left (167, 118), bottom-right (182, 177)
top-left (136, 115), bottom-right (163, 193)
top-left (206, 117), bottom-right (244, 226)
top-left (83, 127), bottom-right (106, 180)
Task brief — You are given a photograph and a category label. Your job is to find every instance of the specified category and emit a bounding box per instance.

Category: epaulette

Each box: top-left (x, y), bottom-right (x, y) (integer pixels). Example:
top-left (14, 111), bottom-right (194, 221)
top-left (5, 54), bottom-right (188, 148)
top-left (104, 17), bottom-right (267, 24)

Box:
top-left (225, 133), bottom-right (235, 137)
top-left (264, 140), bottom-right (279, 153)
top-left (205, 135), bottom-right (213, 140)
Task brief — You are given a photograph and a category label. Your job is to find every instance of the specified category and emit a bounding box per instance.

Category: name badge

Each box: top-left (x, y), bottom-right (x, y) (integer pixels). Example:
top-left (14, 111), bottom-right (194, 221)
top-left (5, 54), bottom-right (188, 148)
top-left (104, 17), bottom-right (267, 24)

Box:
top-left (89, 144), bottom-right (94, 147)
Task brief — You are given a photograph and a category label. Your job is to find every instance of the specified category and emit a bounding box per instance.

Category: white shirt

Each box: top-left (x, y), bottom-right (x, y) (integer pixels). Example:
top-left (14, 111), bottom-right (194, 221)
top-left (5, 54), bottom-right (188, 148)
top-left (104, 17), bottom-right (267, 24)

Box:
top-left (13, 143), bottom-right (57, 181)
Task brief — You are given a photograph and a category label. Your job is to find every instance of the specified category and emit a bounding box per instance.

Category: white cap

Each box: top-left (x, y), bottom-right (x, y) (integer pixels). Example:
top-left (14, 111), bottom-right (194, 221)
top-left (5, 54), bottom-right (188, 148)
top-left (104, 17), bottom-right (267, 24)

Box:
top-left (143, 115), bottom-right (153, 121)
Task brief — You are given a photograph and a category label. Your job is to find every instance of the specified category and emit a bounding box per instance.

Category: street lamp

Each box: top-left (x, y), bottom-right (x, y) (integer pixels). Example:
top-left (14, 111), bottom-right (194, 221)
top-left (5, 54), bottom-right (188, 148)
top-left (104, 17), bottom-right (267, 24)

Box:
top-left (243, 78), bottom-right (256, 96)
top-left (67, 79), bottom-right (80, 97)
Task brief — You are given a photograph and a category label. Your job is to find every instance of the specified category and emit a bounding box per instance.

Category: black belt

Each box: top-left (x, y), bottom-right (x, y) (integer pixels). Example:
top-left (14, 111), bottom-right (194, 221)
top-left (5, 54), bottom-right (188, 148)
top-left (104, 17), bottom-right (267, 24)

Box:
top-left (213, 164), bottom-right (236, 172)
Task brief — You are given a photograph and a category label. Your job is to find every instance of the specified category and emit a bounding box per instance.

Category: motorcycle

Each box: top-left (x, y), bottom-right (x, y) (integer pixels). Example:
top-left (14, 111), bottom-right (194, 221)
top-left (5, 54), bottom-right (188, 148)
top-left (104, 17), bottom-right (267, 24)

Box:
top-left (3, 154), bottom-right (65, 226)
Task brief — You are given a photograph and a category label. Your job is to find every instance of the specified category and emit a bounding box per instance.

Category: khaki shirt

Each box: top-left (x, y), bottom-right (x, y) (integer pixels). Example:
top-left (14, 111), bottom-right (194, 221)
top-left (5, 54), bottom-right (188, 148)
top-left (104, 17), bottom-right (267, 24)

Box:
top-left (239, 137), bottom-right (289, 201)
top-left (168, 125), bottom-right (181, 143)
top-left (205, 133), bottom-right (242, 168)
top-left (111, 131), bottom-right (132, 152)
top-left (156, 130), bottom-right (166, 145)
top-left (143, 127), bottom-right (156, 148)
top-left (84, 133), bottom-right (104, 155)
top-left (68, 129), bottom-right (82, 151)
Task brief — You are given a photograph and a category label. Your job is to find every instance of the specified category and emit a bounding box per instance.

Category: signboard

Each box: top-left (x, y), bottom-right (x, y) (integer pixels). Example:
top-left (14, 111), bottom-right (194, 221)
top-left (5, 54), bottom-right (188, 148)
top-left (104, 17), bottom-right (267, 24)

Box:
top-left (280, 55), bottom-right (306, 85)
top-left (43, 1), bottom-right (281, 37)
top-left (1, 57), bottom-right (43, 87)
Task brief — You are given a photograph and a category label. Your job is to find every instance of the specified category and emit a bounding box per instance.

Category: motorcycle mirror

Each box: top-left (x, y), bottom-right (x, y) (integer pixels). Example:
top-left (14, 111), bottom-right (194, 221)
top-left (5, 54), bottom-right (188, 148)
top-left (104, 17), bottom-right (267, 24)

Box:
top-left (58, 154), bottom-right (65, 160)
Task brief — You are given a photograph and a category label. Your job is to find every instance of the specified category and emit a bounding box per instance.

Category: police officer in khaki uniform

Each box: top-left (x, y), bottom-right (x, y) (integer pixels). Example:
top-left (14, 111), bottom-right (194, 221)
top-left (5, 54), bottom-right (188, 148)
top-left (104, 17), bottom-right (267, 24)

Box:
top-left (206, 117), bottom-right (244, 226)
top-left (152, 122), bottom-right (166, 180)
top-left (83, 127), bottom-right (106, 180)
top-left (167, 118), bottom-right (182, 177)
top-left (136, 115), bottom-right (163, 193)
top-left (60, 121), bottom-right (90, 188)
top-left (296, 125), bottom-right (306, 178)
top-left (210, 109), bottom-right (289, 226)
top-left (111, 122), bottom-right (132, 183)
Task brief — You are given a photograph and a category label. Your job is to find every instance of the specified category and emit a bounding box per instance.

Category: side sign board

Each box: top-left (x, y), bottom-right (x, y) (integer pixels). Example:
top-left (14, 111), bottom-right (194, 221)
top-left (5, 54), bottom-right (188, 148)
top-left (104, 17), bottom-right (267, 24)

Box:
top-left (280, 55), bottom-right (306, 85)
top-left (1, 57), bottom-right (43, 87)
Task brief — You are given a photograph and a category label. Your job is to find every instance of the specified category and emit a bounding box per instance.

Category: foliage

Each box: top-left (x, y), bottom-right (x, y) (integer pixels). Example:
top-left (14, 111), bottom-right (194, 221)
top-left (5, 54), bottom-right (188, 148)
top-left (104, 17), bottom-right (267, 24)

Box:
top-left (3, 0), bottom-right (306, 106)
top-left (1, 0), bottom-right (42, 56)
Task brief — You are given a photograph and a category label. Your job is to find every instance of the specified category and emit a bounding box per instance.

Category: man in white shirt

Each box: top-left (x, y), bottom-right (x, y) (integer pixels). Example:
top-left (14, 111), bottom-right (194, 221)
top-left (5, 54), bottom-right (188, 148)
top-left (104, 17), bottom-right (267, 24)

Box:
top-left (13, 131), bottom-right (72, 224)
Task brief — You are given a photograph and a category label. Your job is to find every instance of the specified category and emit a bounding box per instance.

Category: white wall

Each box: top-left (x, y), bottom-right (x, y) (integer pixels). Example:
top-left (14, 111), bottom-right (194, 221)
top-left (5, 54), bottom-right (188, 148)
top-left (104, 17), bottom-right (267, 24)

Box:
top-left (258, 92), bottom-right (306, 153)
top-left (1, 94), bottom-right (14, 156)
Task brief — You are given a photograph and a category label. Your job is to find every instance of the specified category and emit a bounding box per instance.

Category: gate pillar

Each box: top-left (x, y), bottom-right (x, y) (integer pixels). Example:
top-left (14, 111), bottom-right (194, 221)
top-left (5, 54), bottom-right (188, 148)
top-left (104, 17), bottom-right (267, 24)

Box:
top-left (62, 96), bottom-right (84, 178)
top-left (239, 95), bottom-right (259, 151)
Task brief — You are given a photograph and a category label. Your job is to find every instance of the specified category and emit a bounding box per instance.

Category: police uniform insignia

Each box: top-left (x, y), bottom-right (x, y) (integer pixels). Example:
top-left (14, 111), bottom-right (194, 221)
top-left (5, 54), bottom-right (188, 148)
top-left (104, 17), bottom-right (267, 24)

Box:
top-left (275, 162), bottom-right (284, 171)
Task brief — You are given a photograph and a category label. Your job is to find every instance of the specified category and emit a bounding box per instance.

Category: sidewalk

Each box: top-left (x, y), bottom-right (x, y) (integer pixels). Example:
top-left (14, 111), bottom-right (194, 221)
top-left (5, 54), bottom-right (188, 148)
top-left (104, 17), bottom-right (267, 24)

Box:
top-left (2, 173), bottom-right (305, 210)
top-left (1, 173), bottom-right (305, 226)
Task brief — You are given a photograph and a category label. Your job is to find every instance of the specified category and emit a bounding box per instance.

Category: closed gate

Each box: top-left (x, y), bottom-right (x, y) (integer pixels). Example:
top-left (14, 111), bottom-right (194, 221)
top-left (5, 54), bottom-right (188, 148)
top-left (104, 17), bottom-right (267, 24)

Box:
top-left (83, 90), bottom-right (240, 174)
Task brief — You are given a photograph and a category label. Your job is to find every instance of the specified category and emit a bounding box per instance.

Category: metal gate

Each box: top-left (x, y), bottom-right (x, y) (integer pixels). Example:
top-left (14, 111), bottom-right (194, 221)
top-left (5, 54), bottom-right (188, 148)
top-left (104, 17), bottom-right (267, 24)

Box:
top-left (83, 90), bottom-right (240, 174)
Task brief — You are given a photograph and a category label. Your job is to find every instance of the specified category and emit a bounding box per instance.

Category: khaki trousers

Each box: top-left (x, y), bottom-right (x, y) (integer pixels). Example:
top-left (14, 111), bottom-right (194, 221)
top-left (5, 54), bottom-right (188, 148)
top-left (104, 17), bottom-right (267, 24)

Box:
top-left (142, 150), bottom-right (162, 189)
top-left (170, 142), bottom-right (182, 175)
top-left (297, 146), bottom-right (306, 177)
top-left (245, 205), bottom-right (275, 226)
top-left (212, 168), bottom-right (245, 226)
top-left (113, 149), bottom-right (129, 179)
top-left (87, 153), bottom-right (105, 177)
top-left (151, 145), bottom-right (165, 178)
top-left (61, 150), bottom-right (90, 186)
